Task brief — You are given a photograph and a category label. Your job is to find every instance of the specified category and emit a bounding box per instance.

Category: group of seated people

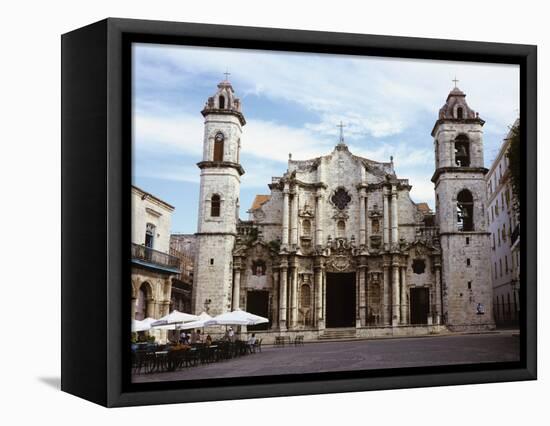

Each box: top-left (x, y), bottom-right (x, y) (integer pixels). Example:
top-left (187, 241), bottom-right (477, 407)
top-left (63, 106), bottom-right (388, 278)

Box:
top-left (178, 329), bottom-right (213, 346)
top-left (174, 328), bottom-right (258, 353)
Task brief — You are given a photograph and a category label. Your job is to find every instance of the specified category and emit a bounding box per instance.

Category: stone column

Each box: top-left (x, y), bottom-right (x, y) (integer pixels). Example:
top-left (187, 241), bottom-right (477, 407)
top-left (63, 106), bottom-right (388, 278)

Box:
top-left (434, 259), bottom-right (442, 325)
top-left (383, 186), bottom-right (390, 251)
top-left (400, 266), bottom-right (407, 324)
top-left (391, 185), bottom-right (399, 249)
top-left (290, 190), bottom-right (298, 246)
top-left (355, 272), bottom-right (361, 327)
top-left (358, 259), bottom-right (367, 326)
top-left (131, 297), bottom-right (137, 320)
top-left (315, 189), bottom-right (324, 247)
top-left (392, 261), bottom-right (400, 326)
top-left (359, 188), bottom-right (367, 247)
top-left (290, 258), bottom-right (298, 328)
top-left (146, 298), bottom-right (156, 319)
top-left (322, 270), bottom-right (326, 324)
top-left (232, 261), bottom-right (241, 310)
top-left (279, 259), bottom-right (288, 330)
top-left (282, 184), bottom-right (290, 246)
top-left (272, 267), bottom-right (279, 329)
top-left (382, 260), bottom-right (391, 325)
top-left (314, 257), bottom-right (325, 329)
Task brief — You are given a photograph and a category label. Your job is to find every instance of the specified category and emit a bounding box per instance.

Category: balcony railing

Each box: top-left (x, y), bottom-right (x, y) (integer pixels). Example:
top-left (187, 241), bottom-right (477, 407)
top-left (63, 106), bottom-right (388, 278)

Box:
top-left (131, 243), bottom-right (180, 272)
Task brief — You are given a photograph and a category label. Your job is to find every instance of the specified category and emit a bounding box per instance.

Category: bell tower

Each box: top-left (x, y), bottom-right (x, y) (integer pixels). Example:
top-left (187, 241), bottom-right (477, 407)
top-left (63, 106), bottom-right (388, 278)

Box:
top-left (432, 82), bottom-right (495, 331)
top-left (192, 78), bottom-right (246, 316)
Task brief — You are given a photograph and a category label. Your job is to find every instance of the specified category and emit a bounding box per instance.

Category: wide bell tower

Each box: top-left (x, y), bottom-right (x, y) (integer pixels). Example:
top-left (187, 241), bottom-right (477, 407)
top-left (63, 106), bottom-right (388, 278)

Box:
top-left (432, 82), bottom-right (495, 331)
top-left (192, 78), bottom-right (246, 316)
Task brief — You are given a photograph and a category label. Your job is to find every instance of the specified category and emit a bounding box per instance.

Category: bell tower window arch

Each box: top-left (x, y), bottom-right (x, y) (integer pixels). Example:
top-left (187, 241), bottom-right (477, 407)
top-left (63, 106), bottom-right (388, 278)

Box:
top-left (457, 189), bottom-right (474, 232)
top-left (454, 134), bottom-right (470, 167)
top-left (213, 132), bottom-right (224, 162)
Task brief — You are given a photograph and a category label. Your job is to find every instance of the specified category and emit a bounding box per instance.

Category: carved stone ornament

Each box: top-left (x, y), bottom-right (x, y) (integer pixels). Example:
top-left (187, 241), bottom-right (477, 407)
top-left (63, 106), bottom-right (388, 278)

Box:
top-left (326, 255), bottom-right (354, 272)
top-left (331, 187), bottom-right (351, 210)
top-left (253, 210), bottom-right (265, 220)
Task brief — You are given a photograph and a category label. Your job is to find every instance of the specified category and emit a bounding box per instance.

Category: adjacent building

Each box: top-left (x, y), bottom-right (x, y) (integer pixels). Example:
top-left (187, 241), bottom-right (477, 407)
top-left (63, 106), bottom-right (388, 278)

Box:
top-left (169, 234), bottom-right (197, 314)
top-left (131, 186), bottom-right (180, 327)
top-left (486, 120), bottom-right (520, 326)
top-left (190, 79), bottom-right (495, 340)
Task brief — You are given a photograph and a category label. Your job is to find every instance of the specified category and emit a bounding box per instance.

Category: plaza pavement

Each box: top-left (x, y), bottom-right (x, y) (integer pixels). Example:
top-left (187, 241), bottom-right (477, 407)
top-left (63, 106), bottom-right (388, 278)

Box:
top-left (132, 331), bottom-right (520, 383)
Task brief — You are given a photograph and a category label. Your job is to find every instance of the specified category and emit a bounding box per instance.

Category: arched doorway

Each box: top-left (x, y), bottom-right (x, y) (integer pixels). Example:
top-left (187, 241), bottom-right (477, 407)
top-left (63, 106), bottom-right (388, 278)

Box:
top-left (135, 281), bottom-right (153, 320)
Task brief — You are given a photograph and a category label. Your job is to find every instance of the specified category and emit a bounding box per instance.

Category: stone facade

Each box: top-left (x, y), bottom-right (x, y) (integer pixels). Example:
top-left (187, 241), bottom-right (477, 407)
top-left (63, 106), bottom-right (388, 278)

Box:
top-left (192, 81), bottom-right (495, 340)
top-left (432, 87), bottom-right (495, 331)
top-left (131, 186), bottom-right (179, 342)
top-left (192, 80), bottom-right (244, 317)
top-left (487, 120), bottom-right (520, 325)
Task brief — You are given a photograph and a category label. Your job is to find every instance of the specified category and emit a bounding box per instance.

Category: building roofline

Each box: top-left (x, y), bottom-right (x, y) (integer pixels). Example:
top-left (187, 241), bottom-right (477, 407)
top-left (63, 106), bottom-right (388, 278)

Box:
top-left (131, 185), bottom-right (175, 211)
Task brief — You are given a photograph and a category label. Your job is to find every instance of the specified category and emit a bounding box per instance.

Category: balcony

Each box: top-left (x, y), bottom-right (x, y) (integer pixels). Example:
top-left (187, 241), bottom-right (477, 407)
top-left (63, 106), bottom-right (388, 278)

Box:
top-left (131, 243), bottom-right (180, 274)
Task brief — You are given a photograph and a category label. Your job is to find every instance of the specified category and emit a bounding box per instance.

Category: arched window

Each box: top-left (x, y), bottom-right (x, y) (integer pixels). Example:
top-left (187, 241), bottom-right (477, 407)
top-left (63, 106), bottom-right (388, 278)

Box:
top-left (302, 219), bottom-right (311, 237)
top-left (219, 95), bottom-right (225, 109)
top-left (210, 194), bottom-right (221, 217)
top-left (213, 132), bottom-right (224, 162)
top-left (457, 107), bottom-right (464, 119)
top-left (454, 134), bottom-right (470, 167)
top-left (457, 189), bottom-right (474, 231)
top-left (301, 284), bottom-right (311, 308)
top-left (337, 220), bottom-right (346, 238)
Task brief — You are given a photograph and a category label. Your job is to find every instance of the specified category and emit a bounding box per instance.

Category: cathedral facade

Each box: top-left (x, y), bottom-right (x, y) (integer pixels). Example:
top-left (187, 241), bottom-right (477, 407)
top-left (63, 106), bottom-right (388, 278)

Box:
top-left (191, 80), bottom-right (495, 339)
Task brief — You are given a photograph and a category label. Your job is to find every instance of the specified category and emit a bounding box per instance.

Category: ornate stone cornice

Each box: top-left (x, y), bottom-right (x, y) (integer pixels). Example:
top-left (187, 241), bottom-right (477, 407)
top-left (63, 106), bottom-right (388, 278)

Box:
top-left (201, 108), bottom-right (246, 126)
top-left (431, 166), bottom-right (489, 183)
top-left (197, 160), bottom-right (245, 176)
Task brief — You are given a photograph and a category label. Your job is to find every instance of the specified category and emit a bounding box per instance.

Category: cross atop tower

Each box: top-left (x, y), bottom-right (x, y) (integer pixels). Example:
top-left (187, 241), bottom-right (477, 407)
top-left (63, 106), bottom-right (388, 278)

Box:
top-left (337, 121), bottom-right (346, 144)
top-left (452, 76), bottom-right (459, 88)
top-left (223, 69), bottom-right (231, 81)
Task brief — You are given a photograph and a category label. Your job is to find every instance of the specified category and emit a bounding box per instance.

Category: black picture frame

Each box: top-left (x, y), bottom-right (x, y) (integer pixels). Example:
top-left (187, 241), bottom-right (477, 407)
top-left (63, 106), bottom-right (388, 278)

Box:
top-left (61, 17), bottom-right (537, 407)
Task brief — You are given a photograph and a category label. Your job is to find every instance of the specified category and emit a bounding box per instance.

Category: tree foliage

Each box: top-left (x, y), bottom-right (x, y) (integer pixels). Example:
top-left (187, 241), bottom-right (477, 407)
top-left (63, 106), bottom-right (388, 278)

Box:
top-left (505, 122), bottom-right (521, 214)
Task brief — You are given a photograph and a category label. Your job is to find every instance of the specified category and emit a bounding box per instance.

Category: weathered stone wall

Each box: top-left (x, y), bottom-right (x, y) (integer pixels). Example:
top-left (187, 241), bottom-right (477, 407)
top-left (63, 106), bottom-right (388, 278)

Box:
top-left (434, 123), bottom-right (484, 168)
top-left (202, 114), bottom-right (242, 164)
top-left (440, 233), bottom-right (493, 329)
top-left (435, 172), bottom-right (488, 233)
top-left (193, 234), bottom-right (235, 316)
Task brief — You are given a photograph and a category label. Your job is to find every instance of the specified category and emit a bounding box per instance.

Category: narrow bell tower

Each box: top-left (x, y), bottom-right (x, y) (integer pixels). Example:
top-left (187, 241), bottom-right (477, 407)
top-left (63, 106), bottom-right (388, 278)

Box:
top-left (192, 77), bottom-right (246, 316)
top-left (432, 81), bottom-right (495, 331)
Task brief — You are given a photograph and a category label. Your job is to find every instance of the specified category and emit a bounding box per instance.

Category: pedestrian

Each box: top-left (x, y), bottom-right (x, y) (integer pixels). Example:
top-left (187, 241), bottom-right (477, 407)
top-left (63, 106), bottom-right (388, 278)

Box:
top-left (247, 333), bottom-right (257, 353)
top-left (190, 329), bottom-right (198, 344)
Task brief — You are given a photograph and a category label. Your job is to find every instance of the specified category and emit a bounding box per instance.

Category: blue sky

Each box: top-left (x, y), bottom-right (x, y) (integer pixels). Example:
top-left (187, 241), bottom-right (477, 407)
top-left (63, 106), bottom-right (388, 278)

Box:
top-left (132, 43), bottom-right (519, 234)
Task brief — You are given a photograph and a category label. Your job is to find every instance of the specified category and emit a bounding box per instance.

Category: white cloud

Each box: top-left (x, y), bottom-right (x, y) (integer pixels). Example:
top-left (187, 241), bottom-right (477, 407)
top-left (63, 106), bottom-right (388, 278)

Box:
top-left (135, 43), bottom-right (519, 144)
top-left (134, 112), bottom-right (203, 156)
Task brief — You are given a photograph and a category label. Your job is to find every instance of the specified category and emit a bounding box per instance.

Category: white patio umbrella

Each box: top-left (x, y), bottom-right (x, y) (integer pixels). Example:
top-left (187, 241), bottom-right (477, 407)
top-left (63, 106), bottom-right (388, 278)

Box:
top-left (131, 317), bottom-right (157, 332)
top-left (179, 312), bottom-right (213, 330)
top-left (151, 310), bottom-right (198, 328)
top-left (154, 312), bottom-right (212, 331)
top-left (203, 309), bottom-right (269, 327)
